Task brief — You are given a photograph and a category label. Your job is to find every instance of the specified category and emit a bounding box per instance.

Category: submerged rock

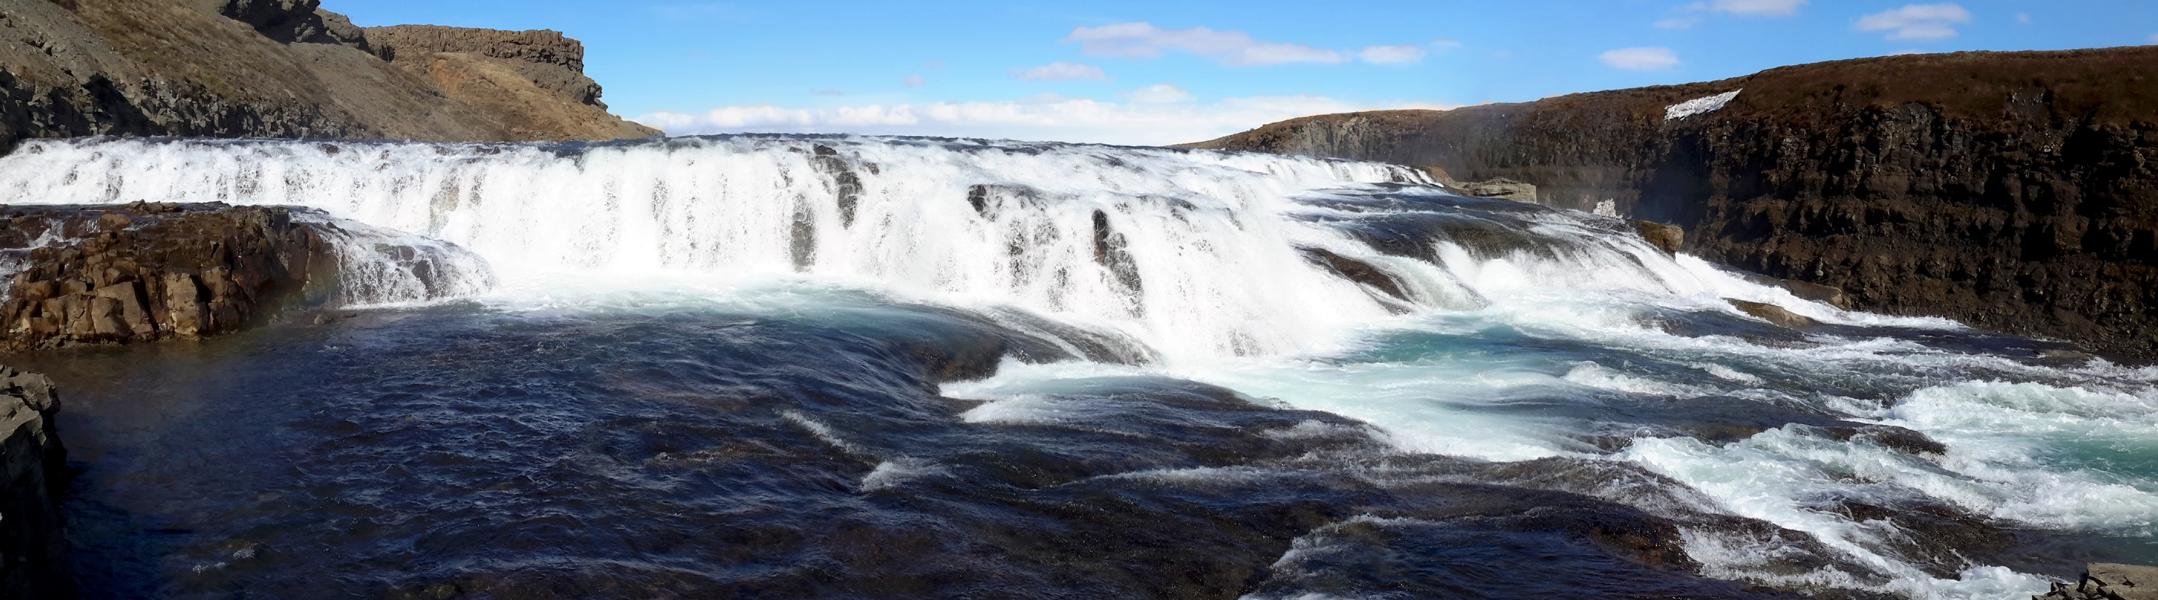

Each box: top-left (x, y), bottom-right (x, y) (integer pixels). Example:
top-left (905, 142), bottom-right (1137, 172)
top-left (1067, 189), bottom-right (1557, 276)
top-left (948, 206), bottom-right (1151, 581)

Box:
top-left (1297, 246), bottom-right (1412, 307)
top-left (0, 366), bottom-right (66, 597)
top-left (1727, 299), bottom-right (1818, 329)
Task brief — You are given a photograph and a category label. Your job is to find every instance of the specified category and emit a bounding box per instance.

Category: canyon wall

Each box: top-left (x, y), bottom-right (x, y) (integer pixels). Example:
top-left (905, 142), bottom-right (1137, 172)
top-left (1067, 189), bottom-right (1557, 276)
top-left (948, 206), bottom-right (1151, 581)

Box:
top-left (1194, 47), bottom-right (2158, 361)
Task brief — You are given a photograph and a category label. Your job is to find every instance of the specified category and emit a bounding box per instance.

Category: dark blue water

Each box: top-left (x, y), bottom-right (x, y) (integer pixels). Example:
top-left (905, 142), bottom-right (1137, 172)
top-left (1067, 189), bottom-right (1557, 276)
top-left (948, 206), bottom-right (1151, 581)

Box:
top-left (12, 298), bottom-right (1832, 599)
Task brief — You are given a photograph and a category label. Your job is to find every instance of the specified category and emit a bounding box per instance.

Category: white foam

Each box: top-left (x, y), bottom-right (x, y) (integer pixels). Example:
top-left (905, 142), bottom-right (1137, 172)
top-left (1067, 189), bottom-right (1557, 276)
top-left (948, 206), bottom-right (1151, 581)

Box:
top-left (1665, 89), bottom-right (1741, 121)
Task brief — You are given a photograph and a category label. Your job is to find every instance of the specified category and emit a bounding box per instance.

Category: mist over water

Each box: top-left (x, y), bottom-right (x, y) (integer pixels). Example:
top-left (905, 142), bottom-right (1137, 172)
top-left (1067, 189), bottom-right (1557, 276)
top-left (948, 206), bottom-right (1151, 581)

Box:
top-left (2, 135), bottom-right (2153, 599)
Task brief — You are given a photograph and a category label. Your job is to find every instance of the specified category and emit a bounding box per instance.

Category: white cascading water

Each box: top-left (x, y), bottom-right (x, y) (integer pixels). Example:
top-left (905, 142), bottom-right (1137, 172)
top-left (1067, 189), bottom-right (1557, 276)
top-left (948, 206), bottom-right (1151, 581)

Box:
top-left (0, 136), bottom-right (1437, 359)
top-left (0, 134), bottom-right (2152, 600)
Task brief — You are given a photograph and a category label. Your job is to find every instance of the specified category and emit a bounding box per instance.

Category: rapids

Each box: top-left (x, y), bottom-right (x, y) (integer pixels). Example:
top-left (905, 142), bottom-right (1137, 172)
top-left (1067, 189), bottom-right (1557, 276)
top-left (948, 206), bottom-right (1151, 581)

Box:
top-left (0, 135), bottom-right (2152, 599)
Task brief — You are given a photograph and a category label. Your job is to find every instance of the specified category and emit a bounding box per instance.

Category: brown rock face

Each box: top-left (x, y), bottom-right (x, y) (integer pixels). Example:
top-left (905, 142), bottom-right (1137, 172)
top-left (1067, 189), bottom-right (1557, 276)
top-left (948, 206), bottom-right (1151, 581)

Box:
top-left (1, 203), bottom-right (335, 351)
top-left (366, 25), bottom-right (657, 141)
top-left (1195, 47), bottom-right (2158, 361)
top-left (0, 365), bottom-right (67, 598)
top-left (0, 0), bottom-right (652, 153)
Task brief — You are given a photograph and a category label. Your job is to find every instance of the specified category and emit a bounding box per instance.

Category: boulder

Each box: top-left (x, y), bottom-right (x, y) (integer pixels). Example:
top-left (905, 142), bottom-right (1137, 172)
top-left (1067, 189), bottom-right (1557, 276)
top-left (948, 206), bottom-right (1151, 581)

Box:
top-left (1632, 220), bottom-right (1685, 255)
top-left (1726, 299), bottom-right (1818, 328)
top-left (1456, 178), bottom-right (1538, 203)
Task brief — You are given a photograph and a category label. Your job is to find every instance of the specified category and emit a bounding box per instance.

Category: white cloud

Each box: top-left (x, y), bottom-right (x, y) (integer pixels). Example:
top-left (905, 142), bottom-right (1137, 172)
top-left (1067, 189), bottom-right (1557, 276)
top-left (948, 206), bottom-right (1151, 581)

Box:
top-left (1856, 4), bottom-right (1972, 41)
top-left (1703, 0), bottom-right (1807, 16)
top-left (2014, 13), bottom-right (2031, 24)
top-left (903, 74), bottom-right (926, 88)
top-left (1599, 47), bottom-right (1680, 70)
top-left (1358, 44), bottom-right (1426, 65)
top-left (2149, 33), bottom-right (2158, 44)
top-left (1014, 62), bottom-right (1108, 81)
top-left (634, 95), bottom-right (1455, 146)
top-left (1655, 16), bottom-right (1702, 29)
top-left (1065, 22), bottom-right (1346, 66)
top-left (1126, 84), bottom-right (1194, 104)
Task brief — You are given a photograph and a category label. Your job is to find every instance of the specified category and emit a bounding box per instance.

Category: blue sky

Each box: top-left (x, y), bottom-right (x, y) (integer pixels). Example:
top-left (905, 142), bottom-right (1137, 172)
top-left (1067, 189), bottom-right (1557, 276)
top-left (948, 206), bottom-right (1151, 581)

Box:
top-left (332, 1), bottom-right (2158, 145)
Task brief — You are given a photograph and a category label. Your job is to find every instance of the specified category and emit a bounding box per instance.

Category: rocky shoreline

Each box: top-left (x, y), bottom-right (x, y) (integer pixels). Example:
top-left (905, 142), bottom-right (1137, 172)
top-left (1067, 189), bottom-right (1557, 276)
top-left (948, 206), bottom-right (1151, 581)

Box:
top-left (1193, 47), bottom-right (2158, 362)
top-left (0, 366), bottom-right (64, 598)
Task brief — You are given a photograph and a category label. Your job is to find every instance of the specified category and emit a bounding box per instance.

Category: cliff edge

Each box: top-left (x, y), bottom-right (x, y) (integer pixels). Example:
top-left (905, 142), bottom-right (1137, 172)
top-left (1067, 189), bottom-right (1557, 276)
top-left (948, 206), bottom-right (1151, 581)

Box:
top-left (1194, 47), bottom-right (2158, 361)
top-left (366, 25), bottom-right (657, 141)
top-left (0, 0), bottom-right (655, 151)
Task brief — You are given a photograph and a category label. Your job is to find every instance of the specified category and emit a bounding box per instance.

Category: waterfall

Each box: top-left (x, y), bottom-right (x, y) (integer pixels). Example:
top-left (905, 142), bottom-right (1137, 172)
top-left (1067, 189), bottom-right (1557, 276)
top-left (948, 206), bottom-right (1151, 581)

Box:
top-left (0, 134), bottom-right (1800, 359)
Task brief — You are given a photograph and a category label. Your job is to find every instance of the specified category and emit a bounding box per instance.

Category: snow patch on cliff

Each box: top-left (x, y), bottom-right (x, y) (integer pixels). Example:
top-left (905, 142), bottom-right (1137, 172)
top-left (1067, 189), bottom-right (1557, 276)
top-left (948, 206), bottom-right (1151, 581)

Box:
top-left (1665, 90), bottom-right (1741, 121)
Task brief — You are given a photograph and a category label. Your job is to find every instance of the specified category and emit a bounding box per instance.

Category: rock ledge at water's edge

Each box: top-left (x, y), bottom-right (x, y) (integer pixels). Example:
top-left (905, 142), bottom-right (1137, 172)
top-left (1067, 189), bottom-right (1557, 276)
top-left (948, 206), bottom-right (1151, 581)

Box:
top-left (0, 202), bottom-right (483, 352)
top-left (0, 365), bottom-right (64, 598)
top-left (1192, 46), bottom-right (2158, 362)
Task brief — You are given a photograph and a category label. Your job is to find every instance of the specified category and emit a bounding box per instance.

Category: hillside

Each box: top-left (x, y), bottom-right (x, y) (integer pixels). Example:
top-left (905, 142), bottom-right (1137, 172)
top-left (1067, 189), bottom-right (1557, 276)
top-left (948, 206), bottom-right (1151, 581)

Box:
top-left (0, 0), bottom-right (656, 151)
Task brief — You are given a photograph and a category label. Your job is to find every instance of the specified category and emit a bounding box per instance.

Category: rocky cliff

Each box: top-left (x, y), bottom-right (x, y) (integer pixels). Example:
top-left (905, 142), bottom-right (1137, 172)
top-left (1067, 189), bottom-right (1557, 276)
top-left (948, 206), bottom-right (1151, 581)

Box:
top-left (0, 366), bottom-right (64, 598)
top-left (366, 25), bottom-right (657, 140)
top-left (1194, 47), bottom-right (2158, 361)
top-left (0, 0), bottom-right (654, 153)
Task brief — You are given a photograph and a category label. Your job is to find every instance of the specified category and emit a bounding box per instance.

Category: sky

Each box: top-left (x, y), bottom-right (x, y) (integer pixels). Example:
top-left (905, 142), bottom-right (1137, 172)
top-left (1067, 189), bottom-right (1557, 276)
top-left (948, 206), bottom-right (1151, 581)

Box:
top-left (331, 0), bottom-right (2158, 145)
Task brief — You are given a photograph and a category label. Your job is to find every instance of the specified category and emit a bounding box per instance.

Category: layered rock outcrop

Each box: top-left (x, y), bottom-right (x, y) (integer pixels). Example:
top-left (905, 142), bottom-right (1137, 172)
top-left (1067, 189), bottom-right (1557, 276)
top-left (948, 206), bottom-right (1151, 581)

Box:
top-left (366, 25), bottom-right (657, 140)
top-left (0, 0), bottom-right (653, 153)
top-left (0, 366), bottom-right (64, 598)
top-left (0, 202), bottom-right (482, 351)
top-left (1194, 47), bottom-right (2158, 361)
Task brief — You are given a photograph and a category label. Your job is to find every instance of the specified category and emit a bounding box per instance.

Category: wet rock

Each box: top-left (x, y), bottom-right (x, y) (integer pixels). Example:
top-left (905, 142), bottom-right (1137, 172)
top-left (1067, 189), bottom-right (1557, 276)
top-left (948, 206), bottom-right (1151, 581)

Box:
top-left (1829, 499), bottom-right (2012, 580)
top-left (1781, 279), bottom-right (1851, 310)
top-left (0, 366), bottom-right (68, 597)
top-left (1456, 177), bottom-right (1538, 203)
top-left (0, 203), bottom-right (443, 351)
top-left (1727, 299), bottom-right (1818, 328)
top-left (1297, 247), bottom-right (1412, 307)
top-left (1633, 220), bottom-right (1685, 255)
top-left (808, 144), bottom-right (864, 225)
top-left (1091, 210), bottom-right (1144, 304)
top-left (2037, 563), bottom-right (2158, 600)
top-left (1826, 424), bottom-right (1947, 456)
